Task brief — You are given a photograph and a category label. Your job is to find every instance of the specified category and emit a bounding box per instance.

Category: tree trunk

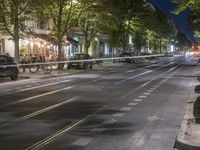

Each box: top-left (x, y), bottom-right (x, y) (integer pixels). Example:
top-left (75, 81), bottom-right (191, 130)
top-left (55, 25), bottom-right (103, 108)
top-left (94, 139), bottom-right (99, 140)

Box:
top-left (13, 3), bottom-right (20, 63)
top-left (57, 41), bottom-right (64, 70)
top-left (123, 19), bottom-right (131, 51)
top-left (14, 36), bottom-right (20, 62)
top-left (57, 0), bottom-right (64, 70)
top-left (85, 39), bottom-right (91, 55)
top-left (159, 38), bottom-right (162, 54)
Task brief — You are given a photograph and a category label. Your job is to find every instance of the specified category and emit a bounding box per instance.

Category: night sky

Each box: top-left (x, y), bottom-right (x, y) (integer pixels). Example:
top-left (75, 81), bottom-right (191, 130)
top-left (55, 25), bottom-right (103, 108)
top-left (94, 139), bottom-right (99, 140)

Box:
top-left (147, 0), bottom-right (196, 43)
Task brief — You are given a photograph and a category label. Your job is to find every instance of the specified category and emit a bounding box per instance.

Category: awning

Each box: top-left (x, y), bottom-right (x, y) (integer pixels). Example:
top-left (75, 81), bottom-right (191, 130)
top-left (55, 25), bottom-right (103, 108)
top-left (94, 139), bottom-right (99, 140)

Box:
top-left (34, 34), bottom-right (78, 44)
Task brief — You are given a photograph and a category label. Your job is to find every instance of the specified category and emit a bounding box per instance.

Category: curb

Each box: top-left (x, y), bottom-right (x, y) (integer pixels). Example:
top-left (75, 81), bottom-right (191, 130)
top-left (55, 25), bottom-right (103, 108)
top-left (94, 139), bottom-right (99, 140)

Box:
top-left (175, 119), bottom-right (200, 150)
top-left (19, 72), bottom-right (71, 80)
top-left (18, 63), bottom-right (121, 80)
top-left (174, 78), bottom-right (200, 150)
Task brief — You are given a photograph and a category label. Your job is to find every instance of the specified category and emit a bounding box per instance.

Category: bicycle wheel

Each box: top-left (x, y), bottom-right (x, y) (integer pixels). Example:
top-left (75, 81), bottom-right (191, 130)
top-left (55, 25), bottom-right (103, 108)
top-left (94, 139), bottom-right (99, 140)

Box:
top-left (43, 64), bottom-right (52, 74)
top-left (29, 65), bottom-right (39, 73)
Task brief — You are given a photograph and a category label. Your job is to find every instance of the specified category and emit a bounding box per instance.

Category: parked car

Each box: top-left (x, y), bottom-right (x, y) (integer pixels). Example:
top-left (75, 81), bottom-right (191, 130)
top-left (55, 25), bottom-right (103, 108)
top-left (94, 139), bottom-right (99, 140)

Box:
top-left (164, 52), bottom-right (174, 57)
top-left (67, 54), bottom-right (93, 69)
top-left (119, 51), bottom-right (136, 63)
top-left (0, 55), bottom-right (19, 80)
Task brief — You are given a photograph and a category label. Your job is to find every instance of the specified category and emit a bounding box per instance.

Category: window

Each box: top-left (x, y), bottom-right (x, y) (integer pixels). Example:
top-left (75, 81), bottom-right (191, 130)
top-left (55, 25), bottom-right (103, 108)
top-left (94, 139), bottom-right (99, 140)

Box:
top-left (0, 56), bottom-right (7, 64)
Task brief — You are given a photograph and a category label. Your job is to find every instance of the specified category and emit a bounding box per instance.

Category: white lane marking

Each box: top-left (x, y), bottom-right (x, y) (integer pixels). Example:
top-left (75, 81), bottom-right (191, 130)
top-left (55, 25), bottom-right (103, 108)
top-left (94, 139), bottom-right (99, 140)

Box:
top-left (102, 118), bottom-right (116, 124)
top-left (128, 102), bottom-right (138, 106)
top-left (25, 119), bottom-right (87, 150)
top-left (147, 115), bottom-right (160, 123)
top-left (0, 86), bottom-right (75, 108)
top-left (150, 87), bottom-right (157, 90)
top-left (72, 138), bottom-right (93, 146)
top-left (127, 70), bottom-right (153, 80)
top-left (147, 90), bottom-right (154, 93)
top-left (114, 60), bottom-right (180, 86)
top-left (120, 107), bottom-right (132, 111)
top-left (138, 95), bottom-right (147, 99)
top-left (134, 99), bottom-right (143, 102)
top-left (25, 85), bottom-right (32, 88)
top-left (91, 128), bottom-right (106, 133)
top-left (127, 70), bottom-right (134, 73)
top-left (17, 80), bottom-right (71, 92)
top-left (112, 113), bottom-right (125, 117)
top-left (11, 97), bottom-right (79, 123)
top-left (153, 85), bottom-right (159, 88)
top-left (143, 92), bottom-right (151, 95)
top-left (24, 64), bottom-right (181, 150)
top-left (2, 89), bottom-right (12, 92)
top-left (114, 70), bottom-right (153, 85)
top-left (131, 130), bottom-right (145, 147)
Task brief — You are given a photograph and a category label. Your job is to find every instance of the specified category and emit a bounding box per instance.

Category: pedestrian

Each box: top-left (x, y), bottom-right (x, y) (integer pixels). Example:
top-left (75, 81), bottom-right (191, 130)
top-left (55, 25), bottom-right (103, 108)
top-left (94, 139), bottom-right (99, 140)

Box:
top-left (22, 54), bottom-right (29, 72)
top-left (48, 52), bottom-right (53, 61)
top-left (20, 54), bottom-right (26, 73)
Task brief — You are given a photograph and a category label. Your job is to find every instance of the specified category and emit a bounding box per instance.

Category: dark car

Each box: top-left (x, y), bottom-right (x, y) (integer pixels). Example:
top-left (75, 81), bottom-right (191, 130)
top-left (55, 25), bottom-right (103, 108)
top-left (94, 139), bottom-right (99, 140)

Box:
top-left (0, 55), bottom-right (19, 80)
top-left (67, 54), bottom-right (93, 69)
top-left (164, 52), bottom-right (174, 57)
top-left (119, 51), bottom-right (136, 63)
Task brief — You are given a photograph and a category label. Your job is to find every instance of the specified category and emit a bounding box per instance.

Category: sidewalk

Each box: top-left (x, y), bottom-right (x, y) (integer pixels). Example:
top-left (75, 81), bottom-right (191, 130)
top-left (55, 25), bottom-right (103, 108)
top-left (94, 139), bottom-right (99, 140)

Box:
top-left (175, 71), bottom-right (200, 149)
top-left (18, 61), bottom-right (125, 79)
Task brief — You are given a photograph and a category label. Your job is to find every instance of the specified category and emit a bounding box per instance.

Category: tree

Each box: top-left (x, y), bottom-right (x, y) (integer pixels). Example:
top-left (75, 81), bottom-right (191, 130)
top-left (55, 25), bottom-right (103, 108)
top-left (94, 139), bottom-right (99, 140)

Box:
top-left (34, 0), bottom-right (83, 68)
top-left (78, 0), bottom-right (117, 55)
top-left (0, 0), bottom-right (35, 62)
top-left (99, 0), bottom-right (152, 51)
top-left (174, 0), bottom-right (200, 36)
top-left (173, 0), bottom-right (197, 14)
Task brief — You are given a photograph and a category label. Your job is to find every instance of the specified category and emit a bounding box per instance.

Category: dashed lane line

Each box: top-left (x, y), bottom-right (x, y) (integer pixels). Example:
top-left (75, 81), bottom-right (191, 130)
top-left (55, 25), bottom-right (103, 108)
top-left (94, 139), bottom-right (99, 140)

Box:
top-left (25, 85), bottom-right (32, 88)
top-left (114, 70), bottom-right (153, 85)
top-left (114, 61), bottom-right (179, 85)
top-left (133, 99), bottom-right (143, 102)
top-left (112, 113), bottom-right (125, 117)
top-left (91, 128), bottom-right (106, 133)
top-left (120, 107), bottom-right (132, 111)
top-left (138, 95), bottom-right (147, 99)
top-left (127, 70), bottom-right (134, 73)
top-left (25, 64), bottom-right (182, 150)
top-left (143, 92), bottom-right (151, 95)
top-left (128, 102), bottom-right (138, 106)
top-left (72, 138), bottom-right (93, 146)
top-left (102, 118), bottom-right (117, 124)
top-left (147, 90), bottom-right (154, 93)
top-left (153, 85), bottom-right (159, 88)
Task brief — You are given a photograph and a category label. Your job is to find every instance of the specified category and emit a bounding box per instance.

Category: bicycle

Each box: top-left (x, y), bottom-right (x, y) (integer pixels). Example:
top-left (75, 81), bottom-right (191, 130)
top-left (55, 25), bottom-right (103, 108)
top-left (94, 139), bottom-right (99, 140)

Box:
top-left (29, 63), bottom-right (52, 74)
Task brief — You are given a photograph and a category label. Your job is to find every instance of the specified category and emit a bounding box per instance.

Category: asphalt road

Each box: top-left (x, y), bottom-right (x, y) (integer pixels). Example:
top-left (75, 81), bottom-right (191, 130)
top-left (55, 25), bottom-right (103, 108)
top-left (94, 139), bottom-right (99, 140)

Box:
top-left (0, 56), bottom-right (196, 150)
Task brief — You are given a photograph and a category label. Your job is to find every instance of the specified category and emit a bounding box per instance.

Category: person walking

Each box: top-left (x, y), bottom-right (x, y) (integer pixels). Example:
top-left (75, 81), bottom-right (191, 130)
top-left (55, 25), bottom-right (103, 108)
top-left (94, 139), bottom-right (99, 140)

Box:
top-left (20, 54), bottom-right (26, 73)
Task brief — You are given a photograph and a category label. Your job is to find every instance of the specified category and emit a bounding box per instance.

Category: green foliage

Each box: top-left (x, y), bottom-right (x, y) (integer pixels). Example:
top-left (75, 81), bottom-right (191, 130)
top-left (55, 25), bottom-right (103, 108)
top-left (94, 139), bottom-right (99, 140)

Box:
top-left (173, 0), bottom-right (196, 14)
top-left (0, 0), bottom-right (36, 61)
